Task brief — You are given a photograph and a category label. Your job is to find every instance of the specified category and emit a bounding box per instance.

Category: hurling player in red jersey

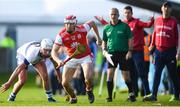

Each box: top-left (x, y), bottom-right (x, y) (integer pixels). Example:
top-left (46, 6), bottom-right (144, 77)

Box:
top-left (143, 2), bottom-right (180, 102)
top-left (51, 15), bottom-right (102, 104)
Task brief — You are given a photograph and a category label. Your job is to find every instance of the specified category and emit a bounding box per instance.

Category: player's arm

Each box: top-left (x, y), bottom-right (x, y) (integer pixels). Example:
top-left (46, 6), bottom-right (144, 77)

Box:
top-left (102, 41), bottom-right (107, 51)
top-left (126, 37), bottom-right (133, 60)
top-left (149, 18), bottom-right (157, 53)
top-left (126, 25), bottom-right (133, 60)
top-left (102, 30), bottom-right (114, 66)
top-left (51, 34), bottom-right (64, 68)
top-left (86, 20), bottom-right (102, 46)
top-left (7, 63), bottom-right (27, 84)
top-left (102, 27), bottom-right (108, 51)
top-left (94, 16), bottom-right (109, 26)
top-left (128, 38), bottom-right (133, 51)
top-left (147, 29), bottom-right (156, 64)
top-left (0, 63), bottom-right (27, 93)
top-left (138, 17), bottom-right (154, 28)
top-left (51, 44), bottom-right (64, 68)
top-left (149, 30), bottom-right (156, 53)
top-left (49, 56), bottom-right (59, 69)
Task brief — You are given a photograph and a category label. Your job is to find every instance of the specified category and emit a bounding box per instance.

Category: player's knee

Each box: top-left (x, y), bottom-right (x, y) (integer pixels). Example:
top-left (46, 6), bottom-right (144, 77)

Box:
top-left (107, 77), bottom-right (113, 82)
top-left (85, 76), bottom-right (91, 81)
top-left (124, 76), bottom-right (131, 81)
top-left (85, 79), bottom-right (92, 85)
top-left (42, 74), bottom-right (48, 82)
top-left (107, 73), bottom-right (114, 80)
top-left (85, 80), bottom-right (92, 90)
top-left (19, 77), bottom-right (27, 85)
top-left (62, 80), bottom-right (68, 87)
top-left (123, 76), bottom-right (128, 81)
top-left (123, 73), bottom-right (130, 81)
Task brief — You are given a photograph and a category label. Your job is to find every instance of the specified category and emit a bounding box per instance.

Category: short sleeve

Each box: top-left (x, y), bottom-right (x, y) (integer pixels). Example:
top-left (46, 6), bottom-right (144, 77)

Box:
top-left (25, 47), bottom-right (40, 64)
top-left (54, 34), bottom-right (63, 45)
top-left (83, 23), bottom-right (91, 32)
top-left (103, 26), bottom-right (108, 42)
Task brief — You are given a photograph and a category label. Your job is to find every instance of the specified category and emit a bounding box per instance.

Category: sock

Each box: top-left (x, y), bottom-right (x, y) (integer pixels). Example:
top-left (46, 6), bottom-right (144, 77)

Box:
top-left (107, 81), bottom-right (113, 98)
top-left (63, 83), bottom-right (76, 98)
top-left (125, 80), bottom-right (133, 93)
top-left (46, 90), bottom-right (53, 98)
top-left (85, 80), bottom-right (93, 91)
top-left (9, 92), bottom-right (16, 100)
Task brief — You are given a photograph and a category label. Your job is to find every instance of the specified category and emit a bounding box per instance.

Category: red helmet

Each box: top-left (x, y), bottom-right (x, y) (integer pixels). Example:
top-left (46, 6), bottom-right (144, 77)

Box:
top-left (64, 15), bottom-right (77, 24)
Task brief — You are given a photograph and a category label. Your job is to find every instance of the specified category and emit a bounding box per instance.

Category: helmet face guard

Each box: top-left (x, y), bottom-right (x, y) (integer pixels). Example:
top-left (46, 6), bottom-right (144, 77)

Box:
top-left (64, 15), bottom-right (77, 24)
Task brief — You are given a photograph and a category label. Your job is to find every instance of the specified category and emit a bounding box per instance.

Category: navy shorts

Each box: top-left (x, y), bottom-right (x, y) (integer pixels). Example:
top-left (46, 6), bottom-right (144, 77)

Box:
top-left (108, 51), bottom-right (131, 71)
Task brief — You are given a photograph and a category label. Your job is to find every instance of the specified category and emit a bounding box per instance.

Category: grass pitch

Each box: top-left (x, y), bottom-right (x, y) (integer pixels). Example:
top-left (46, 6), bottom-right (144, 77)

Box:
top-left (0, 73), bottom-right (180, 106)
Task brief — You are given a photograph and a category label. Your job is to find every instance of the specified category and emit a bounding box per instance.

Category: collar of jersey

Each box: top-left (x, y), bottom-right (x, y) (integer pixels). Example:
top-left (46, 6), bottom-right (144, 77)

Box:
top-left (110, 20), bottom-right (122, 26)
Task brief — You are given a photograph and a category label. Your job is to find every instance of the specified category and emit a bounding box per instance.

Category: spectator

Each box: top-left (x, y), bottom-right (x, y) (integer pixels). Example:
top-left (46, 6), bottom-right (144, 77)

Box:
top-left (140, 31), bottom-right (152, 97)
top-left (0, 31), bottom-right (15, 49)
top-left (143, 1), bottom-right (180, 101)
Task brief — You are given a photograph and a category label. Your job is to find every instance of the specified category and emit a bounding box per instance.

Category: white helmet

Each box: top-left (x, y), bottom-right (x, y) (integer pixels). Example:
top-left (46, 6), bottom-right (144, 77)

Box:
top-left (40, 38), bottom-right (53, 50)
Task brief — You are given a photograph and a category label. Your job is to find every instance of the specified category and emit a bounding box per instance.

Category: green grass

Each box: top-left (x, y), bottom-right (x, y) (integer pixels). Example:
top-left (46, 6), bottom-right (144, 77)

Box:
top-left (0, 73), bottom-right (180, 106)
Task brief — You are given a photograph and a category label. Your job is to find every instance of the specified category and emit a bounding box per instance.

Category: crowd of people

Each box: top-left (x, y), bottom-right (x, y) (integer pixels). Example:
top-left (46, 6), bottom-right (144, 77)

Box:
top-left (0, 1), bottom-right (180, 104)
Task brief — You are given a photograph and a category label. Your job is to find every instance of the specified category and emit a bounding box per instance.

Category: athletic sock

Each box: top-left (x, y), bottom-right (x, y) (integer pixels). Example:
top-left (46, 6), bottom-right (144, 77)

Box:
top-left (46, 90), bottom-right (53, 98)
top-left (107, 81), bottom-right (113, 98)
top-left (125, 80), bottom-right (133, 93)
top-left (9, 92), bottom-right (16, 100)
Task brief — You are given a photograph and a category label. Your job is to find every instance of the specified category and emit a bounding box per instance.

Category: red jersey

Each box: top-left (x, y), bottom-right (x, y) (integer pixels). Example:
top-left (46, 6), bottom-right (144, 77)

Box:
top-left (124, 17), bottom-right (154, 51)
top-left (55, 23), bottom-right (91, 58)
top-left (150, 16), bottom-right (179, 51)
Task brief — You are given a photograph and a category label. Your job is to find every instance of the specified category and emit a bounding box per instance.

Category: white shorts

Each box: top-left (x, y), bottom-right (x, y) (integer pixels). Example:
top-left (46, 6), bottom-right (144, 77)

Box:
top-left (64, 55), bottom-right (93, 68)
top-left (16, 53), bottom-right (26, 65)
